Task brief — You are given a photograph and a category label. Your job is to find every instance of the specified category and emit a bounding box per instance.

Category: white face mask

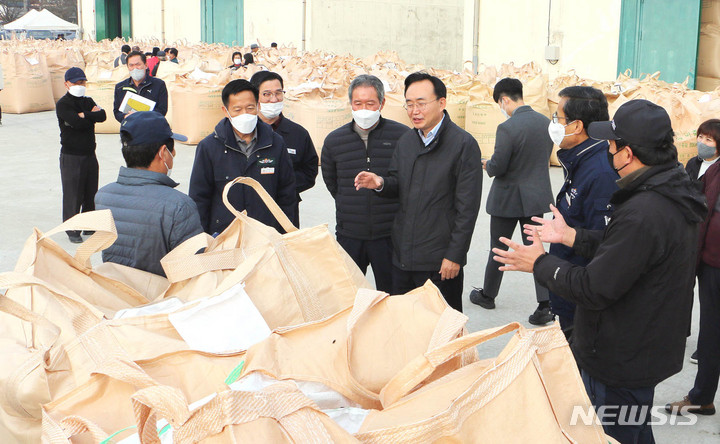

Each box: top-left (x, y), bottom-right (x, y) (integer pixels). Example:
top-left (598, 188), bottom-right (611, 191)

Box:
top-left (68, 85), bottom-right (86, 97)
top-left (233, 58), bottom-right (242, 65)
top-left (352, 109), bottom-right (381, 129)
top-left (163, 146), bottom-right (175, 177)
top-left (548, 121), bottom-right (575, 146)
top-left (498, 99), bottom-right (510, 119)
top-left (130, 68), bottom-right (145, 82)
top-left (260, 101), bottom-right (284, 119)
top-left (229, 113), bottom-right (258, 134)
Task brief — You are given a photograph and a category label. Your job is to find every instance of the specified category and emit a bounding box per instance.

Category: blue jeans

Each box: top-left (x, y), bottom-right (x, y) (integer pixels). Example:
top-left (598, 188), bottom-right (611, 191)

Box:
top-left (581, 370), bottom-right (656, 444)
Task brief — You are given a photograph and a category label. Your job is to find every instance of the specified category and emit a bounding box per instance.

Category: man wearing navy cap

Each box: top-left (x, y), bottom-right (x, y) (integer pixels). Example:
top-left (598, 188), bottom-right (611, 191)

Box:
top-left (95, 111), bottom-right (203, 277)
top-left (56, 67), bottom-right (107, 243)
top-left (493, 100), bottom-right (707, 443)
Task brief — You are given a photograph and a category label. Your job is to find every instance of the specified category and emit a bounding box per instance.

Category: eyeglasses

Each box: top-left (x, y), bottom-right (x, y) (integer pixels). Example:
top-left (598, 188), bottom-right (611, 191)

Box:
top-left (404, 98), bottom-right (439, 111)
top-left (261, 90), bottom-right (285, 100)
top-left (551, 112), bottom-right (570, 124)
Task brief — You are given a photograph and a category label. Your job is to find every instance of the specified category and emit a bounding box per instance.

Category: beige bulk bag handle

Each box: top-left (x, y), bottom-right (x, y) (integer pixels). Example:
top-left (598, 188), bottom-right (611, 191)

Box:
top-left (379, 322), bottom-right (523, 408)
top-left (0, 271), bottom-right (103, 334)
top-left (132, 382), bottom-right (350, 444)
top-left (42, 410), bottom-right (109, 444)
top-left (343, 287), bottom-right (473, 402)
top-left (14, 209), bottom-right (118, 270)
top-left (222, 176), bottom-right (298, 234)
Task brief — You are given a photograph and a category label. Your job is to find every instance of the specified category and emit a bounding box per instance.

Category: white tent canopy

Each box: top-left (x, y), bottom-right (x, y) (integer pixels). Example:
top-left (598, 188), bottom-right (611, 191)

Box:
top-left (2, 9), bottom-right (40, 30)
top-left (4, 9), bottom-right (78, 31)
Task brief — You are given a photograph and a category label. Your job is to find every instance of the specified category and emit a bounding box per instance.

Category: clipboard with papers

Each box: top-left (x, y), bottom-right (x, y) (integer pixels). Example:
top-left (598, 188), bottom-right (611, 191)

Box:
top-left (119, 91), bottom-right (156, 114)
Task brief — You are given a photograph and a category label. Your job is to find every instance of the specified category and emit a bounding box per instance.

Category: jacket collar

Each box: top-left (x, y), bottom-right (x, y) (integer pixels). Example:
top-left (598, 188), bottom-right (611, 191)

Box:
top-left (415, 110), bottom-right (451, 151)
top-left (214, 117), bottom-right (275, 152)
top-left (116, 166), bottom-right (179, 188)
top-left (511, 105), bottom-right (532, 116)
top-left (557, 138), bottom-right (608, 171)
top-left (123, 72), bottom-right (152, 89)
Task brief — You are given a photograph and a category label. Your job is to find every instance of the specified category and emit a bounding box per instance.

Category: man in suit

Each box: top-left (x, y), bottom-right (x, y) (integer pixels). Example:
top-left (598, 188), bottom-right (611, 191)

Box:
top-left (469, 78), bottom-right (554, 325)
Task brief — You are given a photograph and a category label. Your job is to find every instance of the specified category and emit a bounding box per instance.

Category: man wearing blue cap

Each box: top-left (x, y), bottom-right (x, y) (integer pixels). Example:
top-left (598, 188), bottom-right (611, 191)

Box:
top-left (95, 111), bottom-right (203, 277)
top-left (56, 67), bottom-right (107, 243)
top-left (493, 99), bottom-right (707, 443)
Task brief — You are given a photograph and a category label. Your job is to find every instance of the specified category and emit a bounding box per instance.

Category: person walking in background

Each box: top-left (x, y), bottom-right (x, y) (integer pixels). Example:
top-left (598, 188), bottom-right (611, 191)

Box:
top-left (56, 67), bottom-right (107, 243)
top-left (229, 52), bottom-right (243, 70)
top-left (322, 74), bottom-right (408, 292)
top-left (545, 86), bottom-right (618, 337)
top-left (114, 44), bottom-right (131, 68)
top-left (251, 71), bottom-right (317, 227)
top-left (167, 48), bottom-right (179, 64)
top-left (470, 78), bottom-right (554, 325)
top-left (666, 119), bottom-right (720, 417)
top-left (354, 72), bottom-right (482, 311)
top-left (243, 53), bottom-right (255, 66)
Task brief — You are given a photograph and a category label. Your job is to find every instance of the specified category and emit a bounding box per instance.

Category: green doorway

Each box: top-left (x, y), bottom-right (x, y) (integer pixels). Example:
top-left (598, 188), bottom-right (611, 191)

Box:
top-left (201, 0), bottom-right (243, 45)
top-left (96, 0), bottom-right (132, 41)
top-left (617, 0), bottom-right (701, 89)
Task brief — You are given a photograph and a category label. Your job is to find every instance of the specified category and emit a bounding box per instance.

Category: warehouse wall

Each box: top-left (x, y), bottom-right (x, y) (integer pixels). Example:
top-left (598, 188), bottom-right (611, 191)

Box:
top-left (77, 0), bottom-right (622, 81)
top-left (78, 0), bottom-right (95, 40)
top-left (130, 0), bottom-right (202, 43)
top-left (164, 0), bottom-right (202, 43)
top-left (244, 0), bottom-right (304, 48)
top-left (308, 0), bottom-right (466, 69)
top-left (477, 0), bottom-right (622, 81)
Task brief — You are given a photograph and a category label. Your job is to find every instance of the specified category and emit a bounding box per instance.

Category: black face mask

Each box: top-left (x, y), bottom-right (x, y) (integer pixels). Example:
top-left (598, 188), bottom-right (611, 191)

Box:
top-left (608, 145), bottom-right (629, 173)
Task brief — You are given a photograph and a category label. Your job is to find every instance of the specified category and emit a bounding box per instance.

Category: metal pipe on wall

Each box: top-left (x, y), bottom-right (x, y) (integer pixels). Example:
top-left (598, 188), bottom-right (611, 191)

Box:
top-left (472, 0), bottom-right (479, 73)
top-left (302, 0), bottom-right (307, 51)
top-left (161, 0), bottom-right (166, 42)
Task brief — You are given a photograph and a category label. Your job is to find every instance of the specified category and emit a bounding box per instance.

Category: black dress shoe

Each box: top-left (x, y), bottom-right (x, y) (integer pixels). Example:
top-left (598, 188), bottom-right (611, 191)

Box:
top-left (528, 306), bottom-right (555, 325)
top-left (68, 233), bottom-right (83, 244)
top-left (469, 287), bottom-right (495, 309)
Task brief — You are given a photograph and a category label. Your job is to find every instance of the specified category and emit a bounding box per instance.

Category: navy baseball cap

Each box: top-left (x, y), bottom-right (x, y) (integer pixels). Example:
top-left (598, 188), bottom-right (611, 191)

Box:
top-left (588, 99), bottom-right (672, 147)
top-left (120, 111), bottom-right (188, 145)
top-left (64, 67), bottom-right (86, 83)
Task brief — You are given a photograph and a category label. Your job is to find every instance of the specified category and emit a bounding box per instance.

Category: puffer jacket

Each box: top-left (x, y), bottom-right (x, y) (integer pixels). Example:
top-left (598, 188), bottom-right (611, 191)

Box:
top-left (321, 117), bottom-right (408, 240)
top-left (95, 167), bottom-right (203, 277)
top-left (534, 162), bottom-right (707, 388)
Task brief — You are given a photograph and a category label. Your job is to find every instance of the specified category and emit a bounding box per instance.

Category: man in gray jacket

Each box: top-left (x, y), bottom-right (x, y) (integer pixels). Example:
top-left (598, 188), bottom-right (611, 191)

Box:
top-left (469, 78), bottom-right (554, 324)
top-left (95, 111), bottom-right (203, 277)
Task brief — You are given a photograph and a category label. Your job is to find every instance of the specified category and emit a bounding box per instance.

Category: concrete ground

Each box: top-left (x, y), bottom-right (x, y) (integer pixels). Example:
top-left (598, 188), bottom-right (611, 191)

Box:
top-left (0, 110), bottom-right (718, 442)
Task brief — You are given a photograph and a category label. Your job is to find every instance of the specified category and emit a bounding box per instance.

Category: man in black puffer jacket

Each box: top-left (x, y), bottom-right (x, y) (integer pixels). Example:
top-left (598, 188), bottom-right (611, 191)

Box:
top-left (494, 100), bottom-right (708, 444)
top-left (322, 75), bottom-right (409, 292)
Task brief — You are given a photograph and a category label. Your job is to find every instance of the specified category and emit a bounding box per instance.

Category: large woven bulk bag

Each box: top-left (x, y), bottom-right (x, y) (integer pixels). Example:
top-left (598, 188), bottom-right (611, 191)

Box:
top-left (0, 51), bottom-right (55, 114)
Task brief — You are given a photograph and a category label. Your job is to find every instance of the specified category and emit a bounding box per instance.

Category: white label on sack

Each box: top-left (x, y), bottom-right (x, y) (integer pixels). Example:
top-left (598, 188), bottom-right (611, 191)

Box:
top-left (99, 70), bottom-right (113, 80)
top-left (169, 282), bottom-right (271, 353)
top-left (113, 298), bottom-right (185, 319)
top-left (261, 167), bottom-right (275, 174)
top-left (25, 57), bottom-right (39, 65)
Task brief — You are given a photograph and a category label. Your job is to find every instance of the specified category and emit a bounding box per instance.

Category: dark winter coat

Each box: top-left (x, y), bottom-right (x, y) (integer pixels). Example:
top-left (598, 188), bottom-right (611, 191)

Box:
top-left (321, 117), bottom-right (408, 240)
top-left (534, 162), bottom-right (707, 388)
top-left (379, 112), bottom-right (483, 271)
top-left (189, 118), bottom-right (296, 235)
